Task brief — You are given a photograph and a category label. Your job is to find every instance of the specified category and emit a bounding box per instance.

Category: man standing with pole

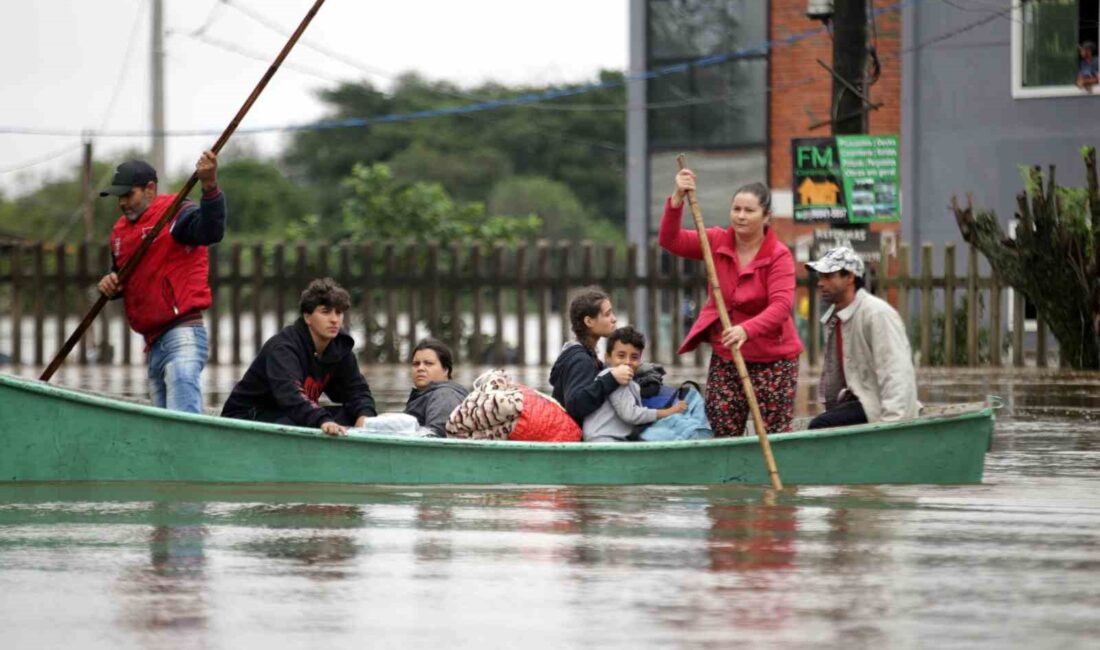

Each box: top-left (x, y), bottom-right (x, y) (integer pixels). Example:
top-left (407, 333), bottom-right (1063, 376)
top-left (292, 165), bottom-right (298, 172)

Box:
top-left (96, 153), bottom-right (226, 413)
top-left (40, 0), bottom-right (326, 389)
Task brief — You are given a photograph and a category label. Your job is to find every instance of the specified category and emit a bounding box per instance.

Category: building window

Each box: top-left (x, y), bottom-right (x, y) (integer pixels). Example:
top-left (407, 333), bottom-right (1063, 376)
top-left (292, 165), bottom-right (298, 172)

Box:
top-left (646, 0), bottom-right (767, 148)
top-left (1012, 0), bottom-right (1100, 98)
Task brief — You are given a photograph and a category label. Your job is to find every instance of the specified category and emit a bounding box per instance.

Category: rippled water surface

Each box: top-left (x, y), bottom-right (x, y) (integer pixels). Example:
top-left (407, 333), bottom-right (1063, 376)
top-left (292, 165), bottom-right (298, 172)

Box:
top-left (1, 365), bottom-right (1098, 649)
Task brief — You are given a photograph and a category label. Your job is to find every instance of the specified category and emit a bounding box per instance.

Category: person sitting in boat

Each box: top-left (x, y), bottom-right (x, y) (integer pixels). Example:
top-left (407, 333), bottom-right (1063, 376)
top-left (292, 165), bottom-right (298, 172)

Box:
top-left (404, 338), bottom-right (468, 437)
top-left (221, 278), bottom-right (377, 436)
top-left (582, 326), bottom-right (687, 442)
top-left (96, 154), bottom-right (226, 414)
top-left (660, 170), bottom-right (803, 437)
top-left (549, 287), bottom-right (631, 425)
top-left (806, 247), bottom-right (919, 429)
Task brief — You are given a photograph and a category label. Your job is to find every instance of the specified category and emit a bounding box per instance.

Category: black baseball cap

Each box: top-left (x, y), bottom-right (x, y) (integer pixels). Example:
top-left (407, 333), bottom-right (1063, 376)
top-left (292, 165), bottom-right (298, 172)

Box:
top-left (100, 160), bottom-right (158, 197)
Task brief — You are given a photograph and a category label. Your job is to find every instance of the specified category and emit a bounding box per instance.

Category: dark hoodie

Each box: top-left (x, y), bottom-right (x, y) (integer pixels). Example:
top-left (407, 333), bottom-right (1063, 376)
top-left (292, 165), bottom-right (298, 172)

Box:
top-left (404, 380), bottom-right (469, 437)
top-left (549, 340), bottom-right (619, 425)
top-left (221, 318), bottom-right (377, 427)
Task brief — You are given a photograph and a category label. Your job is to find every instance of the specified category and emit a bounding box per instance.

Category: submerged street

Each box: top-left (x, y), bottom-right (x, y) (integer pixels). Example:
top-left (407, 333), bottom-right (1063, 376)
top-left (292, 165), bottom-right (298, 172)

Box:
top-left (1, 366), bottom-right (1097, 648)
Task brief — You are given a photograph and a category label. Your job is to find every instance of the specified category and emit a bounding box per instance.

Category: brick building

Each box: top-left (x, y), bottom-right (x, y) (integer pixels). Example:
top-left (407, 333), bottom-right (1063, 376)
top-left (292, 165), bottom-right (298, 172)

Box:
top-left (627, 0), bottom-right (903, 268)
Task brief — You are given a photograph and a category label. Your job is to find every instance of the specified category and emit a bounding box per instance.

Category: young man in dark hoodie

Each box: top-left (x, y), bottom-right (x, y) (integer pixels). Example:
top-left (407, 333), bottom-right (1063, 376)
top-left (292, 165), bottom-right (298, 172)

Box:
top-left (549, 287), bottom-right (632, 425)
top-left (221, 278), bottom-right (376, 436)
top-left (404, 338), bottom-right (468, 437)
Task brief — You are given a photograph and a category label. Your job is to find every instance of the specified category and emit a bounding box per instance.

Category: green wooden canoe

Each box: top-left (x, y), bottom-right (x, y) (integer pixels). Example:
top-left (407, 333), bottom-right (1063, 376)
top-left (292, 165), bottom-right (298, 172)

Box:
top-left (0, 372), bottom-right (994, 485)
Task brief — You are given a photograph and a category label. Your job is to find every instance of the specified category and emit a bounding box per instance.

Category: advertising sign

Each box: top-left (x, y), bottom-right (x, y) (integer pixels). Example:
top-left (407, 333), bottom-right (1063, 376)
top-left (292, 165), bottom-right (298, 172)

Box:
top-left (811, 228), bottom-right (883, 265)
top-left (792, 135), bottom-right (899, 224)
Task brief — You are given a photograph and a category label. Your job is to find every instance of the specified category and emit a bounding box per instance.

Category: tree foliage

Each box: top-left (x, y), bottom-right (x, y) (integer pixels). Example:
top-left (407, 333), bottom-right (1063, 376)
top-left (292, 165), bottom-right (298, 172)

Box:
top-left (287, 163), bottom-right (540, 245)
top-left (283, 71), bottom-right (627, 235)
top-left (6, 71), bottom-right (627, 244)
top-left (952, 146), bottom-right (1100, 369)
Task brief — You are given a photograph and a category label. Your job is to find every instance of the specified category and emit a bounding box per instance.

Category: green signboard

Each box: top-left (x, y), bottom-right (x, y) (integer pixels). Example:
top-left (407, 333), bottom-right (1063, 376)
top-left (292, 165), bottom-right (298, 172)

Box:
top-left (791, 135), bottom-right (899, 224)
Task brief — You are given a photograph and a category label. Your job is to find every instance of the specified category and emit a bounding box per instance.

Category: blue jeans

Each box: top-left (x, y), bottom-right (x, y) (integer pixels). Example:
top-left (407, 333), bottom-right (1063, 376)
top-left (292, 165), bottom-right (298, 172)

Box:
top-left (148, 325), bottom-right (209, 413)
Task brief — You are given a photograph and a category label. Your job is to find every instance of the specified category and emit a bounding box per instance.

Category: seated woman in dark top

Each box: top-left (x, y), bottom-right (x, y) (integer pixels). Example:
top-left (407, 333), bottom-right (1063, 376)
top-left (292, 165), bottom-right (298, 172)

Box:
top-left (404, 339), bottom-right (468, 437)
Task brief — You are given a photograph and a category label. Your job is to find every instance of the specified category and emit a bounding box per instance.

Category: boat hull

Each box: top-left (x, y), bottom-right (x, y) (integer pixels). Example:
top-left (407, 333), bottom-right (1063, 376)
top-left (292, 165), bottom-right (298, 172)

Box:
top-left (0, 373), bottom-right (993, 485)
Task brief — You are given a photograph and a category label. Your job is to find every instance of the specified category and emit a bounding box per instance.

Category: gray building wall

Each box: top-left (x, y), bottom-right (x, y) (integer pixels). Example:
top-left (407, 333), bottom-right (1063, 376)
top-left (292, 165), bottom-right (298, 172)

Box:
top-left (902, 1), bottom-right (1097, 274)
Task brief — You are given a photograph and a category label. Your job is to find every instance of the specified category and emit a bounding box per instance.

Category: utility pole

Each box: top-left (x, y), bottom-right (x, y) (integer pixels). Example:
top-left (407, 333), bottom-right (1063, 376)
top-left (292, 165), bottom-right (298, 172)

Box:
top-left (81, 139), bottom-right (94, 243)
top-left (830, 0), bottom-right (868, 136)
top-left (151, 0), bottom-right (166, 175)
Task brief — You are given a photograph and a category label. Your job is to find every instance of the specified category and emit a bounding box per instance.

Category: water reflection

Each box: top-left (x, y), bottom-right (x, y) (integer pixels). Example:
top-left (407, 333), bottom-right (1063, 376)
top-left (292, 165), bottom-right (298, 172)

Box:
top-left (235, 504), bottom-right (365, 582)
top-left (706, 491), bottom-right (797, 573)
top-left (118, 502), bottom-right (209, 642)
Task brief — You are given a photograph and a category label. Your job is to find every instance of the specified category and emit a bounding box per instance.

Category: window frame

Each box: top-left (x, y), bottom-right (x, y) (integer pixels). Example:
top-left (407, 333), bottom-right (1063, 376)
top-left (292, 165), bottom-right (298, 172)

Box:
top-left (1011, 0), bottom-right (1100, 99)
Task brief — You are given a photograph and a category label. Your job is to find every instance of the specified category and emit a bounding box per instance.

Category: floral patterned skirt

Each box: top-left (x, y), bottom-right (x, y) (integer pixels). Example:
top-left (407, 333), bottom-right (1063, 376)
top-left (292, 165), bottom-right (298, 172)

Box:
top-left (705, 354), bottom-right (799, 437)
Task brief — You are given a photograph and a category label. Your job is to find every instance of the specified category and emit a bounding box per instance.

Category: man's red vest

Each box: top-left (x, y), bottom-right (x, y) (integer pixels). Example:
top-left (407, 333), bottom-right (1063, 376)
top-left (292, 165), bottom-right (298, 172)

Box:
top-left (110, 194), bottom-right (212, 343)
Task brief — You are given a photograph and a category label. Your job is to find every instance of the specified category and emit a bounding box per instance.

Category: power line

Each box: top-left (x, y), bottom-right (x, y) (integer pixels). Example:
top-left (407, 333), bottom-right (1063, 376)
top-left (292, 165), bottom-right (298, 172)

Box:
top-left (9, 0), bottom-right (1023, 141)
top-left (0, 142), bottom-right (84, 176)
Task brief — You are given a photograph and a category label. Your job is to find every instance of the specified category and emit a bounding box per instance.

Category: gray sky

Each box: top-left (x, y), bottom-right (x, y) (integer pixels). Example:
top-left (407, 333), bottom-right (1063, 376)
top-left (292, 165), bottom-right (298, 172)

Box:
top-left (1, 0), bottom-right (627, 195)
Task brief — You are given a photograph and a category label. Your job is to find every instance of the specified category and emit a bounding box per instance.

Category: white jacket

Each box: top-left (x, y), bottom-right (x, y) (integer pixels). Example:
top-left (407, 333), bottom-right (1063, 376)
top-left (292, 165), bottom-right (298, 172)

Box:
top-left (820, 289), bottom-right (919, 423)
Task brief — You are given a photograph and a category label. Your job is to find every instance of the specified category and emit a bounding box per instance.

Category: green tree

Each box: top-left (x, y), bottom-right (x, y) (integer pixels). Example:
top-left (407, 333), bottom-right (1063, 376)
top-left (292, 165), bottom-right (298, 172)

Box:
top-left (488, 175), bottom-right (621, 241)
top-left (287, 163), bottom-right (540, 245)
top-left (0, 160), bottom-right (122, 244)
top-left (282, 71), bottom-right (627, 229)
top-left (952, 147), bottom-right (1100, 369)
top-left (212, 158), bottom-right (311, 240)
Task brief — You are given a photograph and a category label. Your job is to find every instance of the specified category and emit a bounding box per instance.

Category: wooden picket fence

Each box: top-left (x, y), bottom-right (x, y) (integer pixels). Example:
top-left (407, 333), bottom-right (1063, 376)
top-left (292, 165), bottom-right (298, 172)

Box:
top-left (0, 239), bottom-right (1055, 368)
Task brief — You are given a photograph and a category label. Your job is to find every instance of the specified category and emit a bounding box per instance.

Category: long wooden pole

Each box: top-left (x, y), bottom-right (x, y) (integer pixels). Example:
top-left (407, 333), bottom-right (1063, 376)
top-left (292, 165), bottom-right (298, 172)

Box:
top-left (40, 0), bottom-right (327, 382)
top-left (676, 154), bottom-right (783, 490)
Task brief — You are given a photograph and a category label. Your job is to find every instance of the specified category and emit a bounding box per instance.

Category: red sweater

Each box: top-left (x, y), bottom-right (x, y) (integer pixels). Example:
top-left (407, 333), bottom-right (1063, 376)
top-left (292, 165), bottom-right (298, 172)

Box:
top-left (658, 198), bottom-right (803, 363)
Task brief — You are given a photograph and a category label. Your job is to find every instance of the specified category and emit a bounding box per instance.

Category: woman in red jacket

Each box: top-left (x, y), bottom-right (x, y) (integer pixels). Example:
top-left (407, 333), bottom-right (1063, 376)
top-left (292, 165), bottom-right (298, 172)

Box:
top-left (659, 169), bottom-right (803, 437)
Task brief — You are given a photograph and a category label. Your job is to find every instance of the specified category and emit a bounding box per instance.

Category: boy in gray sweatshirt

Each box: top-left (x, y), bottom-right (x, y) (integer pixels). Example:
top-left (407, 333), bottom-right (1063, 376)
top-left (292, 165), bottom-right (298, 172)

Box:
top-left (582, 326), bottom-right (687, 442)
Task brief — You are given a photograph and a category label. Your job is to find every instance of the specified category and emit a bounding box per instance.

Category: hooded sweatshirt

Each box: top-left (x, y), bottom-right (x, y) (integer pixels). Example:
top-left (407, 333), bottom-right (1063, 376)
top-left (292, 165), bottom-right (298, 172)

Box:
top-left (582, 368), bottom-right (657, 442)
top-left (221, 318), bottom-right (377, 427)
top-left (549, 340), bottom-right (619, 425)
top-left (404, 380), bottom-right (469, 437)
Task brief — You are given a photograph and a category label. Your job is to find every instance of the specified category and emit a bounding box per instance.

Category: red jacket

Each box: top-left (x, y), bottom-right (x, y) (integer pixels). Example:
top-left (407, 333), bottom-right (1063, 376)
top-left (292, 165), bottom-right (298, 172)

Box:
top-left (658, 198), bottom-right (803, 363)
top-left (110, 194), bottom-right (212, 344)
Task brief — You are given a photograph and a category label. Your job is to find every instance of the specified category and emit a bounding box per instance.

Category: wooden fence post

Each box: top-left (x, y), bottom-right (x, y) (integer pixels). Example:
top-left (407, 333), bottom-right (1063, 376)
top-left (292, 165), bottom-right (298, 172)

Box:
top-left (55, 245), bottom-right (67, 361)
top-left (77, 242), bottom-right (89, 364)
top-left (537, 241), bottom-right (550, 366)
top-left (920, 243), bottom-right (933, 365)
top-left (406, 242), bottom-right (418, 362)
top-left (943, 242), bottom-right (956, 366)
top-left (448, 242), bottom-right (461, 363)
top-left (470, 244), bottom-right (483, 364)
top-left (230, 243), bottom-right (243, 366)
top-left (427, 242), bottom-right (441, 339)
top-left (557, 241), bottom-right (571, 349)
top-left (98, 245), bottom-right (111, 364)
top-left (252, 242), bottom-right (264, 357)
top-left (383, 243), bottom-right (397, 363)
top-left (1012, 288), bottom-right (1025, 367)
top-left (647, 243), bottom-right (661, 364)
top-left (516, 243), bottom-right (528, 366)
top-left (272, 244), bottom-right (286, 331)
top-left (967, 245), bottom-right (979, 367)
top-left (492, 243), bottom-right (505, 364)
top-left (360, 242), bottom-right (375, 362)
top-left (33, 243), bottom-right (45, 366)
top-left (10, 245), bottom-right (23, 365)
top-left (989, 270), bottom-right (1002, 367)
top-left (670, 254), bottom-right (682, 368)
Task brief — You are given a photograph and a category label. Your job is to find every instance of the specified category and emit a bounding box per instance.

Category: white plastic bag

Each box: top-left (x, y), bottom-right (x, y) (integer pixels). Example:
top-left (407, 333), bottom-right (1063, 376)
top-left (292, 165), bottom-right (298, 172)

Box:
top-left (345, 413), bottom-right (433, 438)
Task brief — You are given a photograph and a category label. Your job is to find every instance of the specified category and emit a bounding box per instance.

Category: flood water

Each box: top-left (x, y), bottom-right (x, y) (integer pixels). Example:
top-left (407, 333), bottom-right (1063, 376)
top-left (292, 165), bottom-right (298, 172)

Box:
top-left (1, 364), bottom-right (1099, 648)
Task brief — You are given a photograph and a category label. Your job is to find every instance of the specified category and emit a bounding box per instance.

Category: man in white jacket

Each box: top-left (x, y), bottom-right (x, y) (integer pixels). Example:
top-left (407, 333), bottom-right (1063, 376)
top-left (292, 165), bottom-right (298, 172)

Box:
top-left (806, 247), bottom-right (919, 428)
